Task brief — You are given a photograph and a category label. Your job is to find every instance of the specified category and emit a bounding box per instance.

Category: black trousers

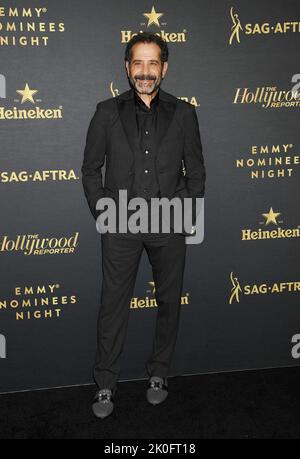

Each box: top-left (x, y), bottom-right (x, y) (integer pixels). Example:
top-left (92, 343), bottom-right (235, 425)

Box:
top-left (93, 228), bottom-right (187, 395)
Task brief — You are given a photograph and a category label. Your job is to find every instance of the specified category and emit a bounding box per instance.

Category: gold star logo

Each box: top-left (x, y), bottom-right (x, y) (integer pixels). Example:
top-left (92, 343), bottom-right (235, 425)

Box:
top-left (262, 207), bottom-right (281, 226)
top-left (16, 83), bottom-right (38, 104)
top-left (143, 6), bottom-right (164, 27)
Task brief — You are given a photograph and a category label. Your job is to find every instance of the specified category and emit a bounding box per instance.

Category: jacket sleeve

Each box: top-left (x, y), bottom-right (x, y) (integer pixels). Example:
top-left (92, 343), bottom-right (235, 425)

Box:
top-left (182, 104), bottom-right (206, 228)
top-left (81, 102), bottom-right (107, 221)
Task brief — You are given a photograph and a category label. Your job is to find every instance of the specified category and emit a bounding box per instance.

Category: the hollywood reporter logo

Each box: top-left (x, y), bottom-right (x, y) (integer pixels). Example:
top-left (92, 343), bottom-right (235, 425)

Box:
top-left (0, 334), bottom-right (6, 359)
top-left (95, 190), bottom-right (204, 245)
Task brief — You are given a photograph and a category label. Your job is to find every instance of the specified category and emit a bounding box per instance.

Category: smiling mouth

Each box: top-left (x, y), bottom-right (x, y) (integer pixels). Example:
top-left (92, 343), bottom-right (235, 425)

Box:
top-left (137, 80), bottom-right (154, 87)
top-left (136, 77), bottom-right (155, 81)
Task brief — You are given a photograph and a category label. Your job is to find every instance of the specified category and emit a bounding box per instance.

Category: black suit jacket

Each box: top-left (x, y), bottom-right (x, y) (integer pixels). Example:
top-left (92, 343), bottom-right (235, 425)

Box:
top-left (81, 87), bottom-right (206, 235)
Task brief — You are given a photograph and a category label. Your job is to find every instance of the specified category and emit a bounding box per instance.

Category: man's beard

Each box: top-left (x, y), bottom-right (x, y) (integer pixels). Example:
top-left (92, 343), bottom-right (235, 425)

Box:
top-left (128, 73), bottom-right (163, 95)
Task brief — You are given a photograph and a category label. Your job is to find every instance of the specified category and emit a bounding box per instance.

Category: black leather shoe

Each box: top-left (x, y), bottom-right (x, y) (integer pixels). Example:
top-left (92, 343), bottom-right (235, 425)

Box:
top-left (92, 388), bottom-right (114, 419)
top-left (146, 376), bottom-right (168, 405)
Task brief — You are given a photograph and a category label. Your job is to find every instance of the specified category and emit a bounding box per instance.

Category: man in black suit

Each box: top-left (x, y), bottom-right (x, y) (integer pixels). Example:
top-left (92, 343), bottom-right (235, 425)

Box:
top-left (81, 31), bottom-right (206, 419)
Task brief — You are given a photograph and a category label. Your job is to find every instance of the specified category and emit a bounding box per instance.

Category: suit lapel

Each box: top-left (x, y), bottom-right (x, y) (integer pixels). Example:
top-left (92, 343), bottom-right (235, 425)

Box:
top-left (116, 87), bottom-right (176, 161)
top-left (116, 89), bottom-right (140, 160)
top-left (155, 95), bottom-right (176, 154)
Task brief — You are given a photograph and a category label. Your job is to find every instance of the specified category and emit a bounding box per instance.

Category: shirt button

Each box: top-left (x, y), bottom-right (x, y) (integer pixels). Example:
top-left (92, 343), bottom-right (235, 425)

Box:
top-left (145, 150), bottom-right (149, 155)
top-left (145, 130), bottom-right (149, 135)
top-left (144, 169), bottom-right (149, 174)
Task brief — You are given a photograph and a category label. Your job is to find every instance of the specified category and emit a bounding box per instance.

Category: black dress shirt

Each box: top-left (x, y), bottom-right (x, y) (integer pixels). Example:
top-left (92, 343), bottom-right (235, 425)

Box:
top-left (129, 88), bottom-right (170, 239)
top-left (131, 88), bottom-right (161, 200)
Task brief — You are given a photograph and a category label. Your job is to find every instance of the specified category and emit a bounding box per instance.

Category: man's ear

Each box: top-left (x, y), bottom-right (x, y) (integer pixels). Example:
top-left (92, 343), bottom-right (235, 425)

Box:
top-left (125, 61), bottom-right (129, 77)
top-left (162, 61), bottom-right (168, 78)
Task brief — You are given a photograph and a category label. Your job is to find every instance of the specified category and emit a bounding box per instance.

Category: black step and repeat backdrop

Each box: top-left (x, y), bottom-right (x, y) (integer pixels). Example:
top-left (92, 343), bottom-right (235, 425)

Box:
top-left (0, 0), bottom-right (299, 393)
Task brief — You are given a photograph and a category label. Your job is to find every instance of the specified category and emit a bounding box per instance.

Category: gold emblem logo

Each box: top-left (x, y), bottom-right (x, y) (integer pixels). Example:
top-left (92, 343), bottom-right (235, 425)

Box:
top-left (16, 83), bottom-right (38, 104)
top-left (143, 6), bottom-right (164, 27)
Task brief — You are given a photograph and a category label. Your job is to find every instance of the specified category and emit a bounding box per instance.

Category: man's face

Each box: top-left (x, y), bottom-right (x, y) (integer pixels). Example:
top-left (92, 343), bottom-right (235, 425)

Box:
top-left (125, 42), bottom-right (168, 95)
